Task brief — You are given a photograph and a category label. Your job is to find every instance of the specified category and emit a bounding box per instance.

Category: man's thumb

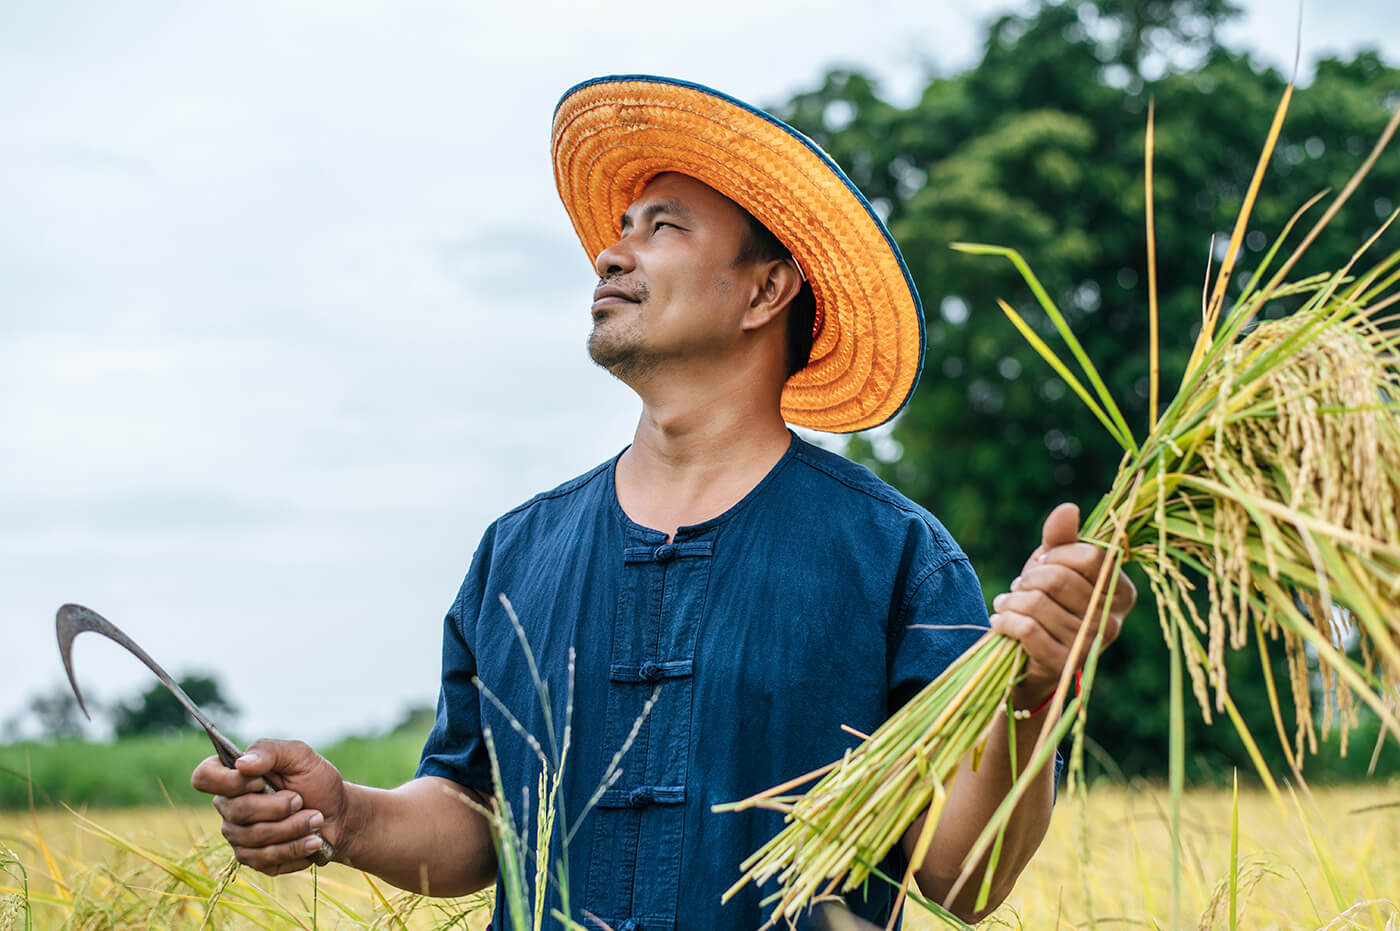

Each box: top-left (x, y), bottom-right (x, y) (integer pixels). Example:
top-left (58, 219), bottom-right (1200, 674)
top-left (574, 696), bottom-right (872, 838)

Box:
top-left (236, 739), bottom-right (311, 777)
top-left (1041, 502), bottom-right (1081, 552)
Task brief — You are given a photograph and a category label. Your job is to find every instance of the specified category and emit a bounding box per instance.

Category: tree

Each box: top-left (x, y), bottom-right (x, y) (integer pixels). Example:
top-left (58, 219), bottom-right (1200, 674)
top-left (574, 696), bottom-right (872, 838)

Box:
top-left (776, 0), bottom-right (1400, 780)
top-left (111, 674), bottom-right (238, 738)
top-left (1092, 0), bottom-right (1242, 73)
top-left (25, 684), bottom-right (91, 741)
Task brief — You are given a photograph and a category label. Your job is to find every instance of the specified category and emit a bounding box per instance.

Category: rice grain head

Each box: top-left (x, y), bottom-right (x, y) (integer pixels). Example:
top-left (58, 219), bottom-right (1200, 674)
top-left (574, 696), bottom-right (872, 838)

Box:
top-left (1143, 305), bottom-right (1400, 752)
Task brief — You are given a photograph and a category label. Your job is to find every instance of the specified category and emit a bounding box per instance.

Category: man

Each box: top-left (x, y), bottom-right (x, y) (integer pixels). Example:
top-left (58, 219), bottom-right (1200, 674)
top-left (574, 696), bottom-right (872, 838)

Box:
top-left (193, 76), bottom-right (1133, 928)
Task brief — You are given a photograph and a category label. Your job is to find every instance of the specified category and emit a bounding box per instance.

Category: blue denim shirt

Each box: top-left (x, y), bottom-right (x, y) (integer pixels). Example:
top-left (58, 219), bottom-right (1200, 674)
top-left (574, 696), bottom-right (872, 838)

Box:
top-left (417, 433), bottom-right (990, 930)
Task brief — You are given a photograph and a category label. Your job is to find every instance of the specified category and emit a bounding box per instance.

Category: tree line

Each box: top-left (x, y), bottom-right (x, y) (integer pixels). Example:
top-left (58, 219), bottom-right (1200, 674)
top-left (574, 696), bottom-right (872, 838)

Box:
top-left (776, 0), bottom-right (1400, 781)
top-left (5, 674), bottom-right (237, 741)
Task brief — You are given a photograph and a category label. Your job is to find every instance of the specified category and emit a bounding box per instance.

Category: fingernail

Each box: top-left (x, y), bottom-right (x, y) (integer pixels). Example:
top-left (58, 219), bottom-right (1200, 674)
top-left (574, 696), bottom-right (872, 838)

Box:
top-left (309, 812), bottom-right (324, 829)
top-left (1011, 575), bottom-right (1022, 590)
top-left (290, 794), bottom-right (303, 813)
top-left (1036, 553), bottom-right (1048, 563)
top-left (239, 752), bottom-right (260, 765)
top-left (305, 835), bottom-right (323, 853)
top-left (992, 594), bottom-right (1007, 610)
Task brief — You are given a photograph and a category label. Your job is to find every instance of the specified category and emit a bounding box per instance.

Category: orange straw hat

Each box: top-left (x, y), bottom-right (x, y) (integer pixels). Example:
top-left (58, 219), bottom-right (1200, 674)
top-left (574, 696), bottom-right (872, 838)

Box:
top-left (552, 75), bottom-right (924, 434)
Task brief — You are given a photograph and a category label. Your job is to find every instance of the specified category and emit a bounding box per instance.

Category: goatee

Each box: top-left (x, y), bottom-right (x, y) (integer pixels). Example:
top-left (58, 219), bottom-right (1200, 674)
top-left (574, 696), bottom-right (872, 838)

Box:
top-left (587, 318), bottom-right (662, 384)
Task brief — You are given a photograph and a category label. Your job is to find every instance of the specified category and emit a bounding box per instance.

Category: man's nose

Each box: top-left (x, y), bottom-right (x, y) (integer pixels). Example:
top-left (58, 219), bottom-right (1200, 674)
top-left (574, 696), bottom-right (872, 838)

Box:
top-left (594, 235), bottom-right (636, 278)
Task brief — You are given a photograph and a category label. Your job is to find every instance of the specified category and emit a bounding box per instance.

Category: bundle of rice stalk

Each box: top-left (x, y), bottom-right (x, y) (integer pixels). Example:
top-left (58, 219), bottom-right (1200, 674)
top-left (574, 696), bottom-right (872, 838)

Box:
top-left (716, 88), bottom-right (1400, 926)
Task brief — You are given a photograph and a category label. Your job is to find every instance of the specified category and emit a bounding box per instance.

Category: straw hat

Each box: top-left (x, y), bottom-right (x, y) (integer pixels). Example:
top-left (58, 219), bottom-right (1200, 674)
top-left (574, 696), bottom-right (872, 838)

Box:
top-left (551, 75), bottom-right (925, 434)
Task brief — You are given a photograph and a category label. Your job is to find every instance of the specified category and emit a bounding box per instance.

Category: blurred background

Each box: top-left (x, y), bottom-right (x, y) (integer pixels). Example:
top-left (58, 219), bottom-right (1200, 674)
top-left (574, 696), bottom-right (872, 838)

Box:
top-left (3, 0), bottom-right (1398, 805)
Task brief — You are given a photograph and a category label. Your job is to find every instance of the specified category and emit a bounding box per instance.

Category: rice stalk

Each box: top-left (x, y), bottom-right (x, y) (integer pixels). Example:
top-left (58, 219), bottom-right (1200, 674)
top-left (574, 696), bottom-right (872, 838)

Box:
top-left (196, 855), bottom-right (239, 930)
top-left (450, 594), bottom-right (659, 931)
top-left (1228, 771), bottom-right (1239, 931)
top-left (1318, 899), bottom-right (1400, 931)
top-left (0, 842), bottom-right (30, 931)
top-left (717, 87), bottom-right (1400, 926)
top-left (1195, 858), bottom-right (1274, 931)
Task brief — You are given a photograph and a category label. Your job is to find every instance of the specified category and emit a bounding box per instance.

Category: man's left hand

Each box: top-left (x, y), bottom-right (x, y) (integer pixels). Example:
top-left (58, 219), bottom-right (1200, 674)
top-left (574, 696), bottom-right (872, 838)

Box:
top-left (989, 502), bottom-right (1136, 705)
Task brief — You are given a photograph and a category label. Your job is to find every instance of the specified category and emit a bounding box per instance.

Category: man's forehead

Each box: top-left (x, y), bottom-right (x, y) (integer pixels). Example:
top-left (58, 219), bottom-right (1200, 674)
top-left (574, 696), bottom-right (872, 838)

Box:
top-left (624, 172), bottom-right (734, 217)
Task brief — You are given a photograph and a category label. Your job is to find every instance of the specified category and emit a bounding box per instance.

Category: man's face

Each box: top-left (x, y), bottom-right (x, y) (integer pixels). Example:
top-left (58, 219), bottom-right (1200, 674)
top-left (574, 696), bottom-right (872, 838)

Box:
top-left (587, 173), bottom-right (756, 383)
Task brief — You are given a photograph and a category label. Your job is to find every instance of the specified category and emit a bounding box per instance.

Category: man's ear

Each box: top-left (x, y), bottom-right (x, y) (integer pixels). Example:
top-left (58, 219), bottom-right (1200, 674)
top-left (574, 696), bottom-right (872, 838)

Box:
top-left (740, 257), bottom-right (803, 332)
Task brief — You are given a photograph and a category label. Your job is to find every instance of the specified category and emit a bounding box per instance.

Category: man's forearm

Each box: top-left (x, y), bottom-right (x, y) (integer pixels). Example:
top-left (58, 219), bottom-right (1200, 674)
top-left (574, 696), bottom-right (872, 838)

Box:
top-left (336, 776), bottom-right (498, 897)
top-left (903, 706), bottom-right (1057, 921)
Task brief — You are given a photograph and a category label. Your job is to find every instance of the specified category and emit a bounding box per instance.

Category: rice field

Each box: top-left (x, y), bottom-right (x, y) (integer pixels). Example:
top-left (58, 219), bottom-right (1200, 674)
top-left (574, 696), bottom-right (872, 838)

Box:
top-left (2, 779), bottom-right (1396, 929)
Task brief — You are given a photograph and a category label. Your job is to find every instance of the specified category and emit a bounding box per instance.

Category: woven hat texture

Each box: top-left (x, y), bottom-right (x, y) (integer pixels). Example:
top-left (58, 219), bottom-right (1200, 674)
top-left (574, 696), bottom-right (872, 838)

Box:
top-left (552, 75), bottom-right (924, 434)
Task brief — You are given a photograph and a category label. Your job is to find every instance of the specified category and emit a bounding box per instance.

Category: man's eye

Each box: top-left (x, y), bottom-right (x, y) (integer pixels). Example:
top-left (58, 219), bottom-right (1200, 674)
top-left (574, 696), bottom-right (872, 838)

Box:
top-left (653, 221), bottom-right (676, 231)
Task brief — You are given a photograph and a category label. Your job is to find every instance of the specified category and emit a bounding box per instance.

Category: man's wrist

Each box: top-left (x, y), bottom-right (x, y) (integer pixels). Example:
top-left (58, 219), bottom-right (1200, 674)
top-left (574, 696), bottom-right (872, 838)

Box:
top-left (1010, 687), bottom-right (1057, 721)
top-left (1009, 681), bottom-right (1053, 712)
top-left (1009, 669), bottom-right (1081, 721)
top-left (331, 782), bottom-right (371, 866)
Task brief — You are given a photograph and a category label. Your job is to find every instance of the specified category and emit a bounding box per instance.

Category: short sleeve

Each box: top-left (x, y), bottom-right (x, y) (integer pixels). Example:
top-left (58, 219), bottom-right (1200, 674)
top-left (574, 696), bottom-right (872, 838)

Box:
top-left (888, 555), bottom-right (990, 712)
top-left (889, 552), bottom-right (1064, 792)
top-left (415, 532), bottom-right (496, 793)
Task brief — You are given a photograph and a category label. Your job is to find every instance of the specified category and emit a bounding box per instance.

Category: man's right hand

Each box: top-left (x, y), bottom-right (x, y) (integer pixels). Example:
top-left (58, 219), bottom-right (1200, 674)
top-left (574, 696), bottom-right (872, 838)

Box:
top-left (191, 738), bottom-right (350, 876)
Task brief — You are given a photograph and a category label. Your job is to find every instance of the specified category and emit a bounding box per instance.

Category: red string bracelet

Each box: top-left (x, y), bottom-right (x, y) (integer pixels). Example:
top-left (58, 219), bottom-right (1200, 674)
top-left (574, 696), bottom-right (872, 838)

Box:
top-left (1012, 669), bottom-right (1083, 720)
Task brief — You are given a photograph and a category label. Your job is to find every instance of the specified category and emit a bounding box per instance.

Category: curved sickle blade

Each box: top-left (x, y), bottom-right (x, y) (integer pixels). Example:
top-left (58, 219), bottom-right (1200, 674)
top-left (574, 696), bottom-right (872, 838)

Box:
top-left (54, 604), bottom-right (337, 866)
top-left (55, 603), bottom-right (244, 767)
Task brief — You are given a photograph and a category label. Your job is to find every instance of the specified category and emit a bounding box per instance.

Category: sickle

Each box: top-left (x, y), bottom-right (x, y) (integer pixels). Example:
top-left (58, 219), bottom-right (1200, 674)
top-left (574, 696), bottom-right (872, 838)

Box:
top-left (57, 603), bottom-right (245, 767)
top-left (56, 603), bottom-right (334, 866)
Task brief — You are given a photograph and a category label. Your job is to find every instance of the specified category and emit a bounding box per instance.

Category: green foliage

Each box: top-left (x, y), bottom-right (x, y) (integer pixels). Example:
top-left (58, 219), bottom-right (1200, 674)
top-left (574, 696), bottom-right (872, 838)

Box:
top-left (320, 729), bottom-right (436, 788)
top-left (0, 727), bottom-right (433, 809)
top-left (1089, 0), bottom-right (1243, 72)
top-left (775, 0), bottom-right (1400, 782)
top-left (387, 703), bottom-right (437, 736)
top-left (110, 674), bottom-right (236, 738)
top-left (23, 686), bottom-right (88, 742)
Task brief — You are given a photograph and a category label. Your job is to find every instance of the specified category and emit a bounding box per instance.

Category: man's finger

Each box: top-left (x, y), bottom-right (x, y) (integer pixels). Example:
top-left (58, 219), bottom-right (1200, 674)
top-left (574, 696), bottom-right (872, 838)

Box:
top-left (1018, 562), bottom-right (1134, 619)
top-left (1036, 541), bottom-right (1107, 573)
top-left (193, 756), bottom-right (266, 796)
top-left (232, 835), bottom-right (321, 876)
top-left (1110, 570), bottom-right (1137, 615)
top-left (990, 609), bottom-right (1068, 682)
top-left (991, 589), bottom-right (1082, 650)
top-left (1100, 610), bottom-right (1125, 647)
top-left (1028, 563), bottom-right (1134, 637)
top-left (235, 738), bottom-right (317, 780)
top-left (1012, 564), bottom-right (1095, 615)
top-left (263, 855), bottom-right (316, 877)
top-left (218, 789), bottom-right (306, 827)
top-left (1040, 502), bottom-right (1080, 552)
top-left (221, 809), bottom-right (324, 849)
top-left (1017, 545), bottom-right (1046, 579)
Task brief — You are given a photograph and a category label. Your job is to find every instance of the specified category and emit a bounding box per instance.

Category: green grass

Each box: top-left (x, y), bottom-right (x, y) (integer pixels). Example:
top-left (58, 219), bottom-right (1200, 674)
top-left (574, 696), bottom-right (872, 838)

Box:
top-left (4, 715), bottom-right (1391, 812)
top-left (0, 729), bottom-right (432, 810)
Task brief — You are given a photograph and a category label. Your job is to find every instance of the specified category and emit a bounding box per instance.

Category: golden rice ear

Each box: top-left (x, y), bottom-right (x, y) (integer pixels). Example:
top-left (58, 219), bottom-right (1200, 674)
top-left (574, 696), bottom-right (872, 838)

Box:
top-left (718, 85), bottom-right (1400, 925)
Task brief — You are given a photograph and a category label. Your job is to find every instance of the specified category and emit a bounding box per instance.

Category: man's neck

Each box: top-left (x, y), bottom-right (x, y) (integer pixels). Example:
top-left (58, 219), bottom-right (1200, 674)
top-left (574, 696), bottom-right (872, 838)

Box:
top-left (615, 388), bottom-right (793, 541)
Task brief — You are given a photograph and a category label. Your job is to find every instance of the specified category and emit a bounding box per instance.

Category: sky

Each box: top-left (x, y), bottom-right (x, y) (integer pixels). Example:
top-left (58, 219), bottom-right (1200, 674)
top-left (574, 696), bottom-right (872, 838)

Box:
top-left (3, 0), bottom-right (1397, 747)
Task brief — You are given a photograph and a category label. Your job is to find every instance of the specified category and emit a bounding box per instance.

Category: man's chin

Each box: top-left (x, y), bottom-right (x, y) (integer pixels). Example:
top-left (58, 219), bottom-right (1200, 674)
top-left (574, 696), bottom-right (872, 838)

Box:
top-left (586, 337), bottom-right (625, 373)
top-left (587, 336), bottom-right (657, 383)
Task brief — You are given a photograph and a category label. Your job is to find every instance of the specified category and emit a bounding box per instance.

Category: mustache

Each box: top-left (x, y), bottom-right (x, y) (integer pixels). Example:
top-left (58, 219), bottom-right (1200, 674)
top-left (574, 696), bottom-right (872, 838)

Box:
top-left (596, 277), bottom-right (650, 302)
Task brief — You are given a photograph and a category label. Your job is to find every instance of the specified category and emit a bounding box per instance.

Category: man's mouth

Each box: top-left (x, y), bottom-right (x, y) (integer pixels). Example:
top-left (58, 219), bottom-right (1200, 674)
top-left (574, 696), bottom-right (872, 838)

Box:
top-left (592, 283), bottom-right (641, 314)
